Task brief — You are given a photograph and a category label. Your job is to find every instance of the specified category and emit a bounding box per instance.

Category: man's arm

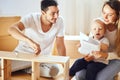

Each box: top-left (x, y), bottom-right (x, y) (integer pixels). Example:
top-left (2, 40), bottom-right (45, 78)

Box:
top-left (8, 22), bottom-right (29, 42)
top-left (8, 22), bottom-right (41, 55)
top-left (56, 36), bottom-right (66, 56)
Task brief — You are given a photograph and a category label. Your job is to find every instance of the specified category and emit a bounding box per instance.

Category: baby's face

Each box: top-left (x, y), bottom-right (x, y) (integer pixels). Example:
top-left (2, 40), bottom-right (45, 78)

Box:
top-left (91, 21), bottom-right (105, 40)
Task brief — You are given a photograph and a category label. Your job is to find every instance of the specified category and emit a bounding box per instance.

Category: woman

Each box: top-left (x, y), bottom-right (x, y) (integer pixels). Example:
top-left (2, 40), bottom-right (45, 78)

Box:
top-left (75, 0), bottom-right (120, 80)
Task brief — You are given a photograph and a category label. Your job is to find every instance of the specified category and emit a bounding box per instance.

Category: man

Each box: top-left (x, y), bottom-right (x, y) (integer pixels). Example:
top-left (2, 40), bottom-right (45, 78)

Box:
top-left (8, 0), bottom-right (66, 78)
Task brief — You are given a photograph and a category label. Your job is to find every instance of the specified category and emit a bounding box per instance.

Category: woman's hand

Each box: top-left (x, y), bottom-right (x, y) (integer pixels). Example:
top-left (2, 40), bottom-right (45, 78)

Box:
top-left (91, 51), bottom-right (108, 59)
top-left (84, 54), bottom-right (94, 62)
top-left (76, 43), bottom-right (81, 47)
top-left (91, 51), bottom-right (102, 59)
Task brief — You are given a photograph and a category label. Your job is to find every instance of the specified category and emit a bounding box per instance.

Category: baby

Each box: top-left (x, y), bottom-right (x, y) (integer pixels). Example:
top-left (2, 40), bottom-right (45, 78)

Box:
top-left (69, 19), bottom-right (109, 80)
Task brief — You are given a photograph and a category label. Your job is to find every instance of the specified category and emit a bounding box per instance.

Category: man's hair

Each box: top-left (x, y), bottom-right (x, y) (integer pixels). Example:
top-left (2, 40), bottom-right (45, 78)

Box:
top-left (41, 0), bottom-right (58, 12)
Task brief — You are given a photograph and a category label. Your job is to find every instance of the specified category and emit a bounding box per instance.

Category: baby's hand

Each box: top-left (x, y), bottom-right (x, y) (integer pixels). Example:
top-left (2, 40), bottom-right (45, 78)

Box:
top-left (76, 43), bottom-right (81, 47)
top-left (91, 51), bottom-right (101, 59)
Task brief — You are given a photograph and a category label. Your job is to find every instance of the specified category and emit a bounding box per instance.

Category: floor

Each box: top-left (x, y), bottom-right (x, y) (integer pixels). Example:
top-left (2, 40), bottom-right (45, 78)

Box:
top-left (11, 70), bottom-right (53, 80)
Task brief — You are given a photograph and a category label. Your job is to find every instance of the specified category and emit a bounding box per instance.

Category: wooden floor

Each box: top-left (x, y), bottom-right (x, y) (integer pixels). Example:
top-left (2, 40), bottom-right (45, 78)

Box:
top-left (0, 70), bottom-right (71, 80)
top-left (11, 71), bottom-right (53, 80)
top-left (11, 69), bottom-right (72, 80)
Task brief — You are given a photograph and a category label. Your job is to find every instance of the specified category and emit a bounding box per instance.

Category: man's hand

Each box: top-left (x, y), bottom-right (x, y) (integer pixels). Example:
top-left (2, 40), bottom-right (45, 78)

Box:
top-left (28, 39), bottom-right (41, 55)
top-left (32, 42), bottom-right (41, 55)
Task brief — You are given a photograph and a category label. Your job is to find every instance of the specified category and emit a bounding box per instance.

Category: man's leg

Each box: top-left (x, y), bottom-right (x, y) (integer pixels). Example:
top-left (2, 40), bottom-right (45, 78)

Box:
top-left (40, 63), bottom-right (59, 77)
top-left (24, 63), bottom-right (59, 78)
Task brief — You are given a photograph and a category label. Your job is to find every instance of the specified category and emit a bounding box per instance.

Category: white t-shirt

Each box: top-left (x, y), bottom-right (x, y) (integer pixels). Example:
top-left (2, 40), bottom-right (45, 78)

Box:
top-left (89, 36), bottom-right (109, 64)
top-left (14, 13), bottom-right (65, 55)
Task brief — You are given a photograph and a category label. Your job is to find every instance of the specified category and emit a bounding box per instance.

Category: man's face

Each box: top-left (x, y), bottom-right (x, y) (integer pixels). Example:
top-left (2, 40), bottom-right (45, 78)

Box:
top-left (43, 6), bottom-right (59, 24)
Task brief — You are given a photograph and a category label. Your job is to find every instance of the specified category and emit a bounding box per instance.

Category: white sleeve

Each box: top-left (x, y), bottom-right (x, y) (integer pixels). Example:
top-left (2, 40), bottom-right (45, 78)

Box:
top-left (20, 13), bottom-right (33, 28)
top-left (56, 16), bottom-right (65, 37)
top-left (100, 37), bottom-right (109, 46)
top-left (107, 52), bottom-right (120, 60)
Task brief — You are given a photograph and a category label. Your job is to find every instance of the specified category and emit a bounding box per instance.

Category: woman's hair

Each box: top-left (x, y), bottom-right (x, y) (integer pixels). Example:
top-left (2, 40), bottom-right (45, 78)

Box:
top-left (103, 0), bottom-right (120, 17)
top-left (116, 18), bottom-right (120, 56)
top-left (103, 0), bottom-right (120, 56)
top-left (41, 0), bottom-right (58, 12)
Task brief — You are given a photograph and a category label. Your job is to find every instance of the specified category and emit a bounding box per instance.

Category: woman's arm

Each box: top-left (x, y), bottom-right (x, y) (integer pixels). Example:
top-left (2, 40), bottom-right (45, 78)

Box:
top-left (107, 52), bottom-right (120, 60)
top-left (92, 51), bottom-right (108, 59)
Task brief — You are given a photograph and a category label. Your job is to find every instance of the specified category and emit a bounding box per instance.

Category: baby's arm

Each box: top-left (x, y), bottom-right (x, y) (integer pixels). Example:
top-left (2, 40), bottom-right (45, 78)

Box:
top-left (100, 43), bottom-right (109, 52)
top-left (91, 43), bottom-right (109, 59)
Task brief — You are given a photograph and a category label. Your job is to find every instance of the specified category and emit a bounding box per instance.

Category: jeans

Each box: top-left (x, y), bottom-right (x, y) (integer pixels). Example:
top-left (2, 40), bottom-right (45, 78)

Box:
top-left (75, 59), bottom-right (120, 80)
top-left (75, 69), bottom-right (86, 80)
top-left (69, 58), bottom-right (107, 80)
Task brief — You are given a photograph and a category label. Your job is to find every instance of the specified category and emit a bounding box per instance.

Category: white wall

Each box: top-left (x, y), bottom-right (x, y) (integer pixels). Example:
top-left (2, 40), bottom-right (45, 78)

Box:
top-left (0, 0), bottom-right (106, 35)
top-left (0, 0), bottom-right (40, 16)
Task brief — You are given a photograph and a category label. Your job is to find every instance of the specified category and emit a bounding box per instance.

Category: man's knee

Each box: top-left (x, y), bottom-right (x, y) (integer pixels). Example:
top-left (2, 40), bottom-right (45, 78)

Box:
top-left (40, 63), bottom-right (59, 77)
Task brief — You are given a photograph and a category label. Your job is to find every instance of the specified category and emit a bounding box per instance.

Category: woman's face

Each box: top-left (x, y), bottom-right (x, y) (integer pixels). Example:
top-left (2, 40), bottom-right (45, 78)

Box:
top-left (102, 4), bottom-right (118, 24)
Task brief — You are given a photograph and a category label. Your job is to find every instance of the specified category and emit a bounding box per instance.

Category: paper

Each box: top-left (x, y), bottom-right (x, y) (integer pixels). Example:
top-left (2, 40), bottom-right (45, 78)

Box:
top-left (79, 32), bottom-right (89, 41)
top-left (78, 32), bottom-right (100, 55)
